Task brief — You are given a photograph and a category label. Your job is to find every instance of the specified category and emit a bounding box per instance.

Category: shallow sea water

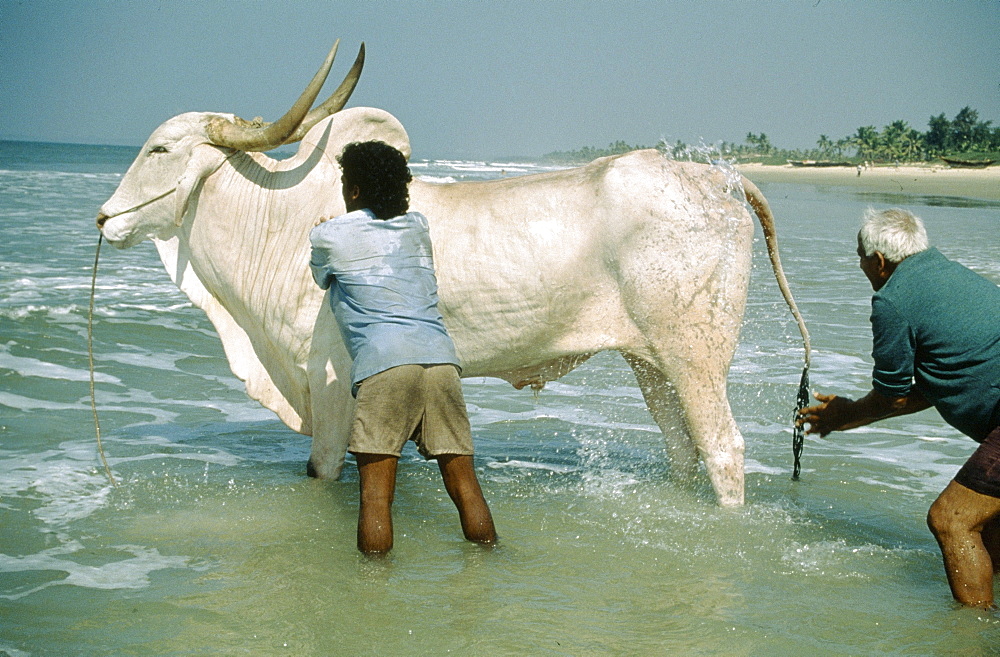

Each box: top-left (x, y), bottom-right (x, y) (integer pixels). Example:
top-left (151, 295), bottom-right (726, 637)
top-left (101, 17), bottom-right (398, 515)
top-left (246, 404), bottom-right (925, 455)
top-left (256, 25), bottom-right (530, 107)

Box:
top-left (2, 140), bottom-right (1000, 655)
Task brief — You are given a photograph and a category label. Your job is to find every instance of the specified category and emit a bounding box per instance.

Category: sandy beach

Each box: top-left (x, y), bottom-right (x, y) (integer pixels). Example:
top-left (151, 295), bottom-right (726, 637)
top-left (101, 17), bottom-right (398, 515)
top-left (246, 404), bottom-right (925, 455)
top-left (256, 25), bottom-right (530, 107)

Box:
top-left (738, 163), bottom-right (1000, 201)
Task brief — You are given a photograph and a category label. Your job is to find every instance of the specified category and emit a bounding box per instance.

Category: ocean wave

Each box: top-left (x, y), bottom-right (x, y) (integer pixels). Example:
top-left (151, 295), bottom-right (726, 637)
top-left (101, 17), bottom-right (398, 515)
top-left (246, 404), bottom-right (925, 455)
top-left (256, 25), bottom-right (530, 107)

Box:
top-left (0, 541), bottom-right (194, 601)
top-left (430, 161), bottom-right (520, 174)
top-left (112, 448), bottom-right (243, 469)
top-left (426, 159), bottom-right (568, 174)
top-left (0, 169), bottom-right (123, 182)
top-left (779, 539), bottom-right (921, 580)
top-left (0, 387), bottom-right (182, 425)
top-left (0, 346), bottom-right (121, 384)
top-left (745, 457), bottom-right (787, 476)
top-left (0, 391), bottom-right (95, 413)
top-left (0, 441), bottom-right (113, 526)
top-left (486, 458), bottom-right (578, 474)
top-left (466, 400), bottom-right (657, 436)
top-left (0, 304), bottom-right (81, 320)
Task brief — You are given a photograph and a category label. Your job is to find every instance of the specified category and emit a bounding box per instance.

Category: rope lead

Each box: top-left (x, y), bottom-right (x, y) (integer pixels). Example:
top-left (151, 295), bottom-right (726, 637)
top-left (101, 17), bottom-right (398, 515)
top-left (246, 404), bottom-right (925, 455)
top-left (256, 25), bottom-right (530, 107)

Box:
top-left (791, 365), bottom-right (810, 480)
top-left (89, 234), bottom-right (117, 487)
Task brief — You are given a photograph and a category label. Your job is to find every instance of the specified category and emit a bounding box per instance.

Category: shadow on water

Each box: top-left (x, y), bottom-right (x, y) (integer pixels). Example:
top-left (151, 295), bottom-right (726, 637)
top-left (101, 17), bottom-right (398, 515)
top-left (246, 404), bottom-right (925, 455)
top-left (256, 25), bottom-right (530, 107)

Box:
top-left (847, 190), bottom-right (1000, 209)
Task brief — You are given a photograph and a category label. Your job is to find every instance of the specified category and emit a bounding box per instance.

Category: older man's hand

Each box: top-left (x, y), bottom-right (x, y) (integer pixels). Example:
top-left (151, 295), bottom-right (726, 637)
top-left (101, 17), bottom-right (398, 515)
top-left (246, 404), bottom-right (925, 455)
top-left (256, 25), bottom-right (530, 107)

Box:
top-left (797, 392), bottom-right (857, 436)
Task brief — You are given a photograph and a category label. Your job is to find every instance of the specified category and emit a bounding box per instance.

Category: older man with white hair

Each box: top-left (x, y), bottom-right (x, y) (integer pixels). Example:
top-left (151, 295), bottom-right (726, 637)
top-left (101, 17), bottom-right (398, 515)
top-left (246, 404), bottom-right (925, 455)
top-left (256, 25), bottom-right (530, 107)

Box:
top-left (799, 207), bottom-right (1000, 609)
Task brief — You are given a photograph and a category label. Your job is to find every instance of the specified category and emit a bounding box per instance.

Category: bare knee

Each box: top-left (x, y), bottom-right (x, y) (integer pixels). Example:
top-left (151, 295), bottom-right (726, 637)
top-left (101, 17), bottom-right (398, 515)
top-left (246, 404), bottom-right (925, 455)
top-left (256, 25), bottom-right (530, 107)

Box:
top-left (928, 491), bottom-right (981, 541)
top-left (927, 497), bottom-right (956, 539)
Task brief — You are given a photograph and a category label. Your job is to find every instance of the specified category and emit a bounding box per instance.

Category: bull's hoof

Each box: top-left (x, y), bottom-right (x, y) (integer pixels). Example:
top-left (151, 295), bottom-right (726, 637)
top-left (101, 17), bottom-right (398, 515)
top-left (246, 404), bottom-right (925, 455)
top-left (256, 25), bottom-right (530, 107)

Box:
top-left (717, 495), bottom-right (745, 507)
top-left (305, 458), bottom-right (345, 480)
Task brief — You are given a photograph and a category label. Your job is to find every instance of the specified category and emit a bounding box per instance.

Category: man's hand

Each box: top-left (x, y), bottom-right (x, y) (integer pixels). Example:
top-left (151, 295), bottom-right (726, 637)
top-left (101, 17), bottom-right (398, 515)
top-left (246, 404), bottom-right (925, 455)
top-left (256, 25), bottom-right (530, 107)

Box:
top-left (314, 215), bottom-right (334, 227)
top-left (797, 388), bottom-right (929, 437)
top-left (797, 392), bottom-right (857, 436)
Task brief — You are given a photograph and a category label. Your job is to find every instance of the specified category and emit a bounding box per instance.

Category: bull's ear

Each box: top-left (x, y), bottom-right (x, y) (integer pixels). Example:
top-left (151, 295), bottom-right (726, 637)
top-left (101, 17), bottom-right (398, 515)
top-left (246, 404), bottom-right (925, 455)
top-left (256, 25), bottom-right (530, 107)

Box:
top-left (176, 145), bottom-right (229, 226)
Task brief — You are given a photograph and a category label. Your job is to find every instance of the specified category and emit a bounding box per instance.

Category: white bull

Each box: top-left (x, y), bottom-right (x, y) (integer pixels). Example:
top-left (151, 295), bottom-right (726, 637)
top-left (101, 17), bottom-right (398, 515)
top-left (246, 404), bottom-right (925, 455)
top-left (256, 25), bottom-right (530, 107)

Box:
top-left (97, 43), bottom-right (809, 506)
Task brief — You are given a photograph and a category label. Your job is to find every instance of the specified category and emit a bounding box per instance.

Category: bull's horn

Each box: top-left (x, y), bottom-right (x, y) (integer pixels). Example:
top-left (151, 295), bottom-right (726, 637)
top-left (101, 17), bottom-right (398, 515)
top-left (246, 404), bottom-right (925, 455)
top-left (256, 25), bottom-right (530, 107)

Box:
top-left (206, 40), bottom-right (341, 151)
top-left (283, 43), bottom-right (365, 144)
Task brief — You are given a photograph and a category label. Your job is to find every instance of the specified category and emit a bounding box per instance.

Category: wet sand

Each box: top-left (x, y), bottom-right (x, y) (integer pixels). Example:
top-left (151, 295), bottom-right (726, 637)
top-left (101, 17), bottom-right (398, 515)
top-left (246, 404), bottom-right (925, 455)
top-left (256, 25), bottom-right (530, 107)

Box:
top-left (738, 163), bottom-right (1000, 201)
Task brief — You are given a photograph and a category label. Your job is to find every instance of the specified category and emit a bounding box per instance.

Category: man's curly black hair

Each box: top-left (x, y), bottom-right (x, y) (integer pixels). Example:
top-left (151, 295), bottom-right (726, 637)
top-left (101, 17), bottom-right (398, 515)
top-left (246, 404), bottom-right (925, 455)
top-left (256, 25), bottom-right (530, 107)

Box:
top-left (337, 141), bottom-right (412, 220)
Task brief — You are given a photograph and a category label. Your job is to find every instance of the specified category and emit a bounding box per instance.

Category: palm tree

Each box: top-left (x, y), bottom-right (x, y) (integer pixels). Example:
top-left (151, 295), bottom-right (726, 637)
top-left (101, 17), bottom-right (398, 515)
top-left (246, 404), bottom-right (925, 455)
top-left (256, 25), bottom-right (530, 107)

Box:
top-left (880, 120), bottom-right (921, 161)
top-left (834, 137), bottom-right (851, 158)
top-left (852, 126), bottom-right (880, 161)
top-left (816, 134), bottom-right (833, 157)
top-left (744, 132), bottom-right (774, 156)
top-left (924, 113), bottom-right (951, 156)
top-left (951, 106), bottom-right (980, 151)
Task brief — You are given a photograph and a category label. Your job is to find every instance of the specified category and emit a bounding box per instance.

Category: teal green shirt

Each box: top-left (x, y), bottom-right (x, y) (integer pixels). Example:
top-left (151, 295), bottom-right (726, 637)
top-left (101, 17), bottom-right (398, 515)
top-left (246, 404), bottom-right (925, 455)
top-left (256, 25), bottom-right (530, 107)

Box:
top-left (871, 247), bottom-right (1000, 441)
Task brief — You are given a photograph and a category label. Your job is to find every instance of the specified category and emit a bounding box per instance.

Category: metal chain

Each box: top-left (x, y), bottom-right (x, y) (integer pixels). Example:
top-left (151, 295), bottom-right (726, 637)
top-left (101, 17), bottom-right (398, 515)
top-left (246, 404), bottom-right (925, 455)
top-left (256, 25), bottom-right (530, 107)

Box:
top-left (792, 365), bottom-right (810, 480)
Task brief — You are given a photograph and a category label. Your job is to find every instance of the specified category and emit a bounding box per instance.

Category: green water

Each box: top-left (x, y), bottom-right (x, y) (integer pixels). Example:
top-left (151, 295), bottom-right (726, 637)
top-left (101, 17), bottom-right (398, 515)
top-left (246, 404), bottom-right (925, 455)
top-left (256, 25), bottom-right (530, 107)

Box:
top-left (2, 144), bottom-right (1000, 654)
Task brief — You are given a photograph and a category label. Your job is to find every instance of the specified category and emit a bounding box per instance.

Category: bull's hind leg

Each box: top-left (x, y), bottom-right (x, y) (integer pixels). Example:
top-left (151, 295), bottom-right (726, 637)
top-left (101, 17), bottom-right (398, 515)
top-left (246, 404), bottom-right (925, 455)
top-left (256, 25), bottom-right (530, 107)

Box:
top-left (624, 352), bottom-right (745, 506)
top-left (623, 354), bottom-right (701, 479)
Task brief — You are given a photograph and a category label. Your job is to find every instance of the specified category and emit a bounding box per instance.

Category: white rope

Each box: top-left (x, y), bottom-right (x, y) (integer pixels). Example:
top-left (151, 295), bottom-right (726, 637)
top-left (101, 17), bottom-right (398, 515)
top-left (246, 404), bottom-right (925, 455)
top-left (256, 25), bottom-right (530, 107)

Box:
top-left (89, 234), bottom-right (117, 487)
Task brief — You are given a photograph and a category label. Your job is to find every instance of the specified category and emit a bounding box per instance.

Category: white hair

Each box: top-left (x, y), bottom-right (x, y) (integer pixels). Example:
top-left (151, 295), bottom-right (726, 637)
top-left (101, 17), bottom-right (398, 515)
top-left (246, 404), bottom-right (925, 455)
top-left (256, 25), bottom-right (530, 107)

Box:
top-left (858, 207), bottom-right (929, 263)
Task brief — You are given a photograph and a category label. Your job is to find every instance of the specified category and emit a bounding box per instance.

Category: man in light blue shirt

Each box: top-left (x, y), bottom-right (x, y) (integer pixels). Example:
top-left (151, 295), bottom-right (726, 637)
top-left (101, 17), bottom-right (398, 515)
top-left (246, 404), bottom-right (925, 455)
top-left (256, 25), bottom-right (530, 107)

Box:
top-left (310, 206), bottom-right (460, 396)
top-left (309, 141), bottom-right (495, 554)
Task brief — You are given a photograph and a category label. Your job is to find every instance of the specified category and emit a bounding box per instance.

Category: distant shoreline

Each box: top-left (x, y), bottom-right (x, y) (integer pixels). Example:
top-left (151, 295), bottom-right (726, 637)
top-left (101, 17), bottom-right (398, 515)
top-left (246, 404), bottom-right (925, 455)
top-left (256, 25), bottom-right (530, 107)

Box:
top-left (738, 163), bottom-right (1000, 202)
top-left (2, 139), bottom-right (997, 201)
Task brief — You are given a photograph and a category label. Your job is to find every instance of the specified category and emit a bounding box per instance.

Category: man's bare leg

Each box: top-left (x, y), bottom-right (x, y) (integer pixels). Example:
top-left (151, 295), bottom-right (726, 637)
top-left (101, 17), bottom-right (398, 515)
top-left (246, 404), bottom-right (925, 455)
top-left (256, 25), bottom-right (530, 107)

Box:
top-left (927, 480), bottom-right (1000, 608)
top-left (437, 454), bottom-right (496, 545)
top-left (356, 453), bottom-right (398, 554)
top-left (984, 516), bottom-right (1000, 573)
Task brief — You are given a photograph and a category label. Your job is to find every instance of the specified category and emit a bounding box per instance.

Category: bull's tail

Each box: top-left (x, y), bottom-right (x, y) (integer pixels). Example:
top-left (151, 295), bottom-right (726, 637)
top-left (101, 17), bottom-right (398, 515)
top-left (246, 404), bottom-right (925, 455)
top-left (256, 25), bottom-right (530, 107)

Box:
top-left (741, 176), bottom-right (811, 362)
top-left (741, 175), bottom-right (811, 479)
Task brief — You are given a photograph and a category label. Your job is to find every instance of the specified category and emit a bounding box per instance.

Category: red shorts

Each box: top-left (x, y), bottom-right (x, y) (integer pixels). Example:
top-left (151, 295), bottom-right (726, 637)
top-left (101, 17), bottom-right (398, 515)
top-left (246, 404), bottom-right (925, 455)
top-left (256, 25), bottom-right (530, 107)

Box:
top-left (954, 425), bottom-right (1000, 499)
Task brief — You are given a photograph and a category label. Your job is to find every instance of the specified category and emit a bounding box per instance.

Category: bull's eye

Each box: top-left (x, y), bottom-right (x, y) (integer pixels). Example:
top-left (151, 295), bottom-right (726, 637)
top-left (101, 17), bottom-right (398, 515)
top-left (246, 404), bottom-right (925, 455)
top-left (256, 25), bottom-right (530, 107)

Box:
top-left (148, 145), bottom-right (169, 155)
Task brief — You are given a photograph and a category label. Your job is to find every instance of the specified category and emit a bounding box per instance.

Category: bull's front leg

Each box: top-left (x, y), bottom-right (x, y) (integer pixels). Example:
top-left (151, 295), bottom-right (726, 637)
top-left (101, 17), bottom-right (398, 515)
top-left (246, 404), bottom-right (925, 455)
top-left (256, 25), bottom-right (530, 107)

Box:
top-left (305, 319), bottom-right (356, 479)
top-left (306, 376), bottom-right (355, 479)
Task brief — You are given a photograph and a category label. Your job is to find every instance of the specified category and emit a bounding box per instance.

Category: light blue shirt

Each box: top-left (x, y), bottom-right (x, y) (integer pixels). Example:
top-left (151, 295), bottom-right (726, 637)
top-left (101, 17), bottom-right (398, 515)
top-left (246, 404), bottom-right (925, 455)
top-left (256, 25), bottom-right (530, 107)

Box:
top-left (309, 209), bottom-right (459, 396)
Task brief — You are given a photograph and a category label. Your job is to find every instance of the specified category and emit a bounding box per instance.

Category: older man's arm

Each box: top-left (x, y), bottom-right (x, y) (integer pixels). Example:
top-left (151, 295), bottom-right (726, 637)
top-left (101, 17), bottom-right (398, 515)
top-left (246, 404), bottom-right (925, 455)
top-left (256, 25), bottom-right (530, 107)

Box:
top-left (797, 388), bottom-right (932, 437)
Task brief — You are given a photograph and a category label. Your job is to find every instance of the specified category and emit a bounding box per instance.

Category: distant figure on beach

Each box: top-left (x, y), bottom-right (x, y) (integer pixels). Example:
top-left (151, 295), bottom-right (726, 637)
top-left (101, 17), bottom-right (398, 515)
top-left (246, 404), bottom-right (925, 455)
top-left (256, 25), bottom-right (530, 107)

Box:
top-left (857, 164), bottom-right (863, 177)
top-left (798, 208), bottom-right (1000, 609)
top-left (309, 141), bottom-right (496, 554)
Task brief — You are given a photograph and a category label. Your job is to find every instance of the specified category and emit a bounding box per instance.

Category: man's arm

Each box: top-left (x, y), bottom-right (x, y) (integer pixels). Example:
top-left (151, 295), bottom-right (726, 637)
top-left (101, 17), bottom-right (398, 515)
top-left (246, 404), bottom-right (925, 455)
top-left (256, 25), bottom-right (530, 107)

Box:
top-left (797, 388), bottom-right (932, 437)
top-left (309, 245), bottom-right (335, 290)
top-left (308, 222), bottom-right (336, 291)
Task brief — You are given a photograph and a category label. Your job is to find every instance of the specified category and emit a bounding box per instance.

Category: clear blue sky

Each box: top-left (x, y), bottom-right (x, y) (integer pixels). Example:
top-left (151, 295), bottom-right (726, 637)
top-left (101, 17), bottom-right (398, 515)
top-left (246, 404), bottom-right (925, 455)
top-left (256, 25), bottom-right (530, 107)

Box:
top-left (2, 0), bottom-right (998, 159)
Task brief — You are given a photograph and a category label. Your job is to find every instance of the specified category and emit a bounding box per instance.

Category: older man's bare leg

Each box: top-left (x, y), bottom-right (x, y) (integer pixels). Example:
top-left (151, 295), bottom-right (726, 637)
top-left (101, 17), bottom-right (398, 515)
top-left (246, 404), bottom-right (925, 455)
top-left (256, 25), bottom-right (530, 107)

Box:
top-left (984, 516), bottom-right (1000, 573)
top-left (927, 480), bottom-right (1000, 608)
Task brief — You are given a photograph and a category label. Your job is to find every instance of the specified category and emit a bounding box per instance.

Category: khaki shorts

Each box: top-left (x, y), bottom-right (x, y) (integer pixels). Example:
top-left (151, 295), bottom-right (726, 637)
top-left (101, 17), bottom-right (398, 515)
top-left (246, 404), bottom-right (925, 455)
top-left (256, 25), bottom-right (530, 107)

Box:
top-left (348, 364), bottom-right (473, 459)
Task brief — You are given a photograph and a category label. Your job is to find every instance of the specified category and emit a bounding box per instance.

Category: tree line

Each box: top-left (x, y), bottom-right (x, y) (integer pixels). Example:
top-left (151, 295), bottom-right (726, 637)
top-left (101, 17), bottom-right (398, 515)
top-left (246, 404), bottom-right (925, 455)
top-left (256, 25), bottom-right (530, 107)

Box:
top-left (542, 107), bottom-right (999, 165)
